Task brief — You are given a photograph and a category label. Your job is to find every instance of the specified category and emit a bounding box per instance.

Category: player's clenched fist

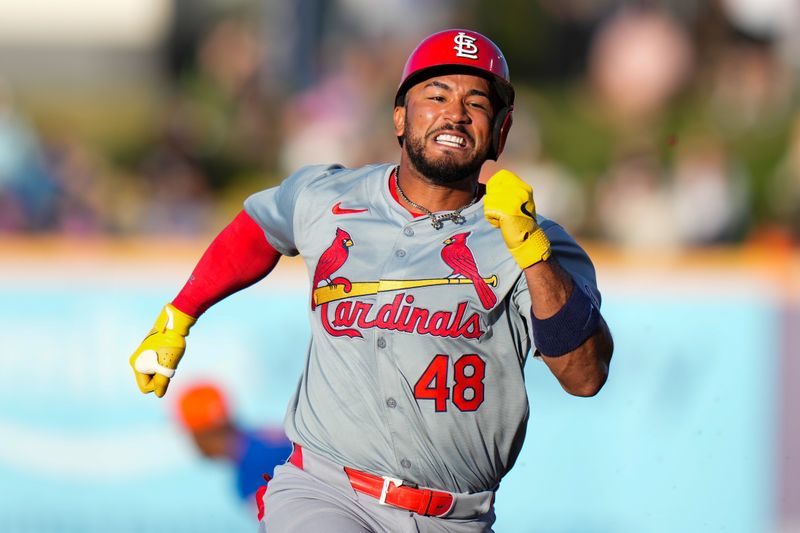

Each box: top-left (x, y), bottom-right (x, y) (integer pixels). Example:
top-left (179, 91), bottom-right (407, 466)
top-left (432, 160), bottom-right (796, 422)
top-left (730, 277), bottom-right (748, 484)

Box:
top-left (484, 170), bottom-right (552, 269)
top-left (129, 303), bottom-right (196, 398)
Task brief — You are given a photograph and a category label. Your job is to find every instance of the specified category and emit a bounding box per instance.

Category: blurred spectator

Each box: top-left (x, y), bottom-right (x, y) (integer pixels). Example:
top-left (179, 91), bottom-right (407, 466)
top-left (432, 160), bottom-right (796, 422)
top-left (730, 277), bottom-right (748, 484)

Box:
top-left (595, 137), bottom-right (749, 250)
top-left (174, 382), bottom-right (292, 503)
top-left (132, 12), bottom-right (272, 235)
top-left (136, 96), bottom-right (216, 235)
top-left (261, 0), bottom-right (330, 93)
top-left (44, 135), bottom-right (117, 234)
top-left (164, 0), bottom-right (217, 82)
top-left (279, 41), bottom-right (398, 171)
top-left (589, 6), bottom-right (694, 125)
top-left (279, 46), bottom-right (372, 170)
top-left (670, 135), bottom-right (749, 245)
top-left (708, 38), bottom-right (793, 133)
top-left (195, 15), bottom-right (270, 166)
top-left (595, 147), bottom-right (679, 251)
top-left (0, 79), bottom-right (57, 232)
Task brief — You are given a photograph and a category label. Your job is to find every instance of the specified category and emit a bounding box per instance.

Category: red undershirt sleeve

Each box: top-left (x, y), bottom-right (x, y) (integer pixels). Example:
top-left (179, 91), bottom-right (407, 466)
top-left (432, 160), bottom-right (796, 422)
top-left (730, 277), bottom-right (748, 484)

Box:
top-left (171, 210), bottom-right (281, 318)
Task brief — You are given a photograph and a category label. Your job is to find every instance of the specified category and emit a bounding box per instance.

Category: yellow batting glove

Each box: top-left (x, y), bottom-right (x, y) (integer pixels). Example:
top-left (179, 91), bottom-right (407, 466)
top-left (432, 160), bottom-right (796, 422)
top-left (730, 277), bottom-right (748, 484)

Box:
top-left (129, 303), bottom-right (197, 398)
top-left (484, 169), bottom-right (552, 269)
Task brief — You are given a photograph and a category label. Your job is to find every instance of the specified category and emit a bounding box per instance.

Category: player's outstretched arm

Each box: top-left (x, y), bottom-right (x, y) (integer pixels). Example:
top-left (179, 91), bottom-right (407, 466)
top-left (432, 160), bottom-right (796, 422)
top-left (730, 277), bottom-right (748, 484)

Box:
top-left (484, 170), bottom-right (613, 396)
top-left (129, 210), bottom-right (282, 397)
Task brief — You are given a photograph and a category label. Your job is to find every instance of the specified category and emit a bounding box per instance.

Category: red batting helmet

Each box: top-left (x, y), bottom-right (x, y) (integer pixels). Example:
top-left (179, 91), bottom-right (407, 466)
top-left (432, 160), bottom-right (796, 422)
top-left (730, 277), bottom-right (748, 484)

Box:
top-left (395, 29), bottom-right (515, 160)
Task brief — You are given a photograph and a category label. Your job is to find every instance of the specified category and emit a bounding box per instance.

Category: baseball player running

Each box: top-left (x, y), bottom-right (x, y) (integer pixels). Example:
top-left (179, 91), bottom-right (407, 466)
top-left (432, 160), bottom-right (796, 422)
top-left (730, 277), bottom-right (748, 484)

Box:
top-left (130, 29), bottom-right (613, 532)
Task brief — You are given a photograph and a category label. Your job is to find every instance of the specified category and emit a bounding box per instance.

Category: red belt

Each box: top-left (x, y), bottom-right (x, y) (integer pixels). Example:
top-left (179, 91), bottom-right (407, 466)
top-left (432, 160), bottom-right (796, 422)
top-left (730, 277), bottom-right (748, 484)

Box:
top-left (289, 444), bottom-right (454, 517)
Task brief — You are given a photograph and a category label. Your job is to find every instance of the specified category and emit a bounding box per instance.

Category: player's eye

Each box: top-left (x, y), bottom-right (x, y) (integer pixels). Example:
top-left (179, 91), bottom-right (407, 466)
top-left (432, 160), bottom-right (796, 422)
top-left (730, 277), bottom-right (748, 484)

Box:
top-left (467, 98), bottom-right (490, 110)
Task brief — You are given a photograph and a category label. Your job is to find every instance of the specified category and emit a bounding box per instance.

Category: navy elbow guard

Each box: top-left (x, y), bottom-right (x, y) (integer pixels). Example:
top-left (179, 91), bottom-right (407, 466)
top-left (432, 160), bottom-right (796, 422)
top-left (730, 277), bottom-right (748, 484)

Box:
top-left (531, 284), bottom-right (600, 356)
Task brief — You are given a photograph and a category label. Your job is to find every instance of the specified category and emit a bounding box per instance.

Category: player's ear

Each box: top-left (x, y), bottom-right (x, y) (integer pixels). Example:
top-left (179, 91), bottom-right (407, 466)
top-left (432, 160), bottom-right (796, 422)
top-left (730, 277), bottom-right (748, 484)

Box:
top-left (393, 105), bottom-right (406, 139)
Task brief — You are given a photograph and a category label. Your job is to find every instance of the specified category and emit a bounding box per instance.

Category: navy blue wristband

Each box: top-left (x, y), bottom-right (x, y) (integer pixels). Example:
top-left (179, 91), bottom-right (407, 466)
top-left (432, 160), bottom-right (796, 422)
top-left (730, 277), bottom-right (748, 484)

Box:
top-left (531, 283), bottom-right (600, 356)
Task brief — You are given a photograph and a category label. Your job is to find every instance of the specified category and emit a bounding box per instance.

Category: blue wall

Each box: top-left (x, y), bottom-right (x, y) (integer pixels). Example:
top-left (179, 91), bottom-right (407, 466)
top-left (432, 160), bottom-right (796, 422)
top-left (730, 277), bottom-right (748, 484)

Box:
top-left (0, 267), bottom-right (777, 532)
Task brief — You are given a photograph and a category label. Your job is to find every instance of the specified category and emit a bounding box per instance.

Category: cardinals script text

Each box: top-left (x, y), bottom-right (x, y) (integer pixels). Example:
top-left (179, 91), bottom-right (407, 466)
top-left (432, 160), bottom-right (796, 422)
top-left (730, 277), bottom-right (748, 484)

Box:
top-left (319, 293), bottom-right (484, 339)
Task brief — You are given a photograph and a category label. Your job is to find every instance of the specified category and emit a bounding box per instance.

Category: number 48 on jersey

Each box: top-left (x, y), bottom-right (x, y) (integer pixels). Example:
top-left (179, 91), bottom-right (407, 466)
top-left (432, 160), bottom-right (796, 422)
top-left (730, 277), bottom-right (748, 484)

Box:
top-left (414, 353), bottom-right (486, 412)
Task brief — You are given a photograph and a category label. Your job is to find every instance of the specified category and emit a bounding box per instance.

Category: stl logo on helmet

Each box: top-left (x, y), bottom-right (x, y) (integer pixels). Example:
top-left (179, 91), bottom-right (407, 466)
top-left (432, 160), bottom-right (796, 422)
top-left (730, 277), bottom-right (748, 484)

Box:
top-left (453, 32), bottom-right (479, 59)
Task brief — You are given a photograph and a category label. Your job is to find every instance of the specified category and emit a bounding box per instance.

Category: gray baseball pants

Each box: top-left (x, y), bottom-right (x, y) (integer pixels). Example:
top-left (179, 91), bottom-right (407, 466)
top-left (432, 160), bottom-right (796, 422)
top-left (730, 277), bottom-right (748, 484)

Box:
top-left (257, 446), bottom-right (496, 532)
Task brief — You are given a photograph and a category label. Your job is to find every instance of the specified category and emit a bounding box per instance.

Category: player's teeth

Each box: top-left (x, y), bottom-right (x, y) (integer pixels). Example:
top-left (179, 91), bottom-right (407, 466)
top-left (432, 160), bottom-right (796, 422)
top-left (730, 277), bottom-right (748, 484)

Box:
top-left (436, 134), bottom-right (465, 147)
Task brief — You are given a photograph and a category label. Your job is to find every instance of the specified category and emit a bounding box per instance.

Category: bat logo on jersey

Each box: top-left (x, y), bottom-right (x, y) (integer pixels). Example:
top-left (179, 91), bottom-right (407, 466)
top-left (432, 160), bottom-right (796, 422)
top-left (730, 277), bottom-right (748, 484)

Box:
top-left (312, 228), bottom-right (498, 339)
top-left (441, 232), bottom-right (497, 309)
top-left (453, 32), bottom-right (479, 60)
top-left (311, 228), bottom-right (353, 309)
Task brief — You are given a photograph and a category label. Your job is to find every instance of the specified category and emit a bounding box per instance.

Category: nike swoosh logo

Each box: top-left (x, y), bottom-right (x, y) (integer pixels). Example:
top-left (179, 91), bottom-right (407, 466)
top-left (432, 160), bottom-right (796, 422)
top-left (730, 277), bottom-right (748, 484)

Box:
top-left (332, 202), bottom-right (369, 215)
top-left (520, 201), bottom-right (534, 219)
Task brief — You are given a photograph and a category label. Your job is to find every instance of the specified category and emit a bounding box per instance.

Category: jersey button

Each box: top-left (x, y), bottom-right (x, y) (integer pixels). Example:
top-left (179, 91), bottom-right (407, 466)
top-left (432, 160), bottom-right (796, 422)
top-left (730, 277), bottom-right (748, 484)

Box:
top-left (395, 249), bottom-right (406, 258)
top-left (386, 398), bottom-right (397, 408)
top-left (403, 227), bottom-right (414, 237)
top-left (400, 458), bottom-right (412, 469)
top-left (377, 337), bottom-right (387, 349)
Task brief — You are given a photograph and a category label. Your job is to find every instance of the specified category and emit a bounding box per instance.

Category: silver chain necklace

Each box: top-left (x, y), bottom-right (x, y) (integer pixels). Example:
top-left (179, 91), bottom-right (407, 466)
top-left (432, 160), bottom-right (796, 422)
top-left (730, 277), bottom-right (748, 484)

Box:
top-left (393, 167), bottom-right (477, 230)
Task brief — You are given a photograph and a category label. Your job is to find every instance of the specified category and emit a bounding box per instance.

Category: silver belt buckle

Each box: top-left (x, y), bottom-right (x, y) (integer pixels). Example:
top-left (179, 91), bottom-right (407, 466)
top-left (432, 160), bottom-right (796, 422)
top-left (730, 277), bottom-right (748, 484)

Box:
top-left (379, 476), bottom-right (404, 505)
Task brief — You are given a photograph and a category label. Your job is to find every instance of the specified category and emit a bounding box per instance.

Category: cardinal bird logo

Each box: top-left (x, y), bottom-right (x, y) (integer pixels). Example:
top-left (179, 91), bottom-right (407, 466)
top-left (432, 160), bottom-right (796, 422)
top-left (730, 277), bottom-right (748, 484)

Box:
top-left (441, 232), bottom-right (497, 310)
top-left (311, 228), bottom-right (353, 309)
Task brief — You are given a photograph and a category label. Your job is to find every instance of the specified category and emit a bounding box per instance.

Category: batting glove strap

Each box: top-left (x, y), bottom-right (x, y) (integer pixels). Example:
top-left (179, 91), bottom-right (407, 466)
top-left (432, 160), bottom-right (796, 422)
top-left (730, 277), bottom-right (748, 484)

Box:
top-left (508, 226), bottom-right (552, 269)
top-left (152, 303), bottom-right (197, 337)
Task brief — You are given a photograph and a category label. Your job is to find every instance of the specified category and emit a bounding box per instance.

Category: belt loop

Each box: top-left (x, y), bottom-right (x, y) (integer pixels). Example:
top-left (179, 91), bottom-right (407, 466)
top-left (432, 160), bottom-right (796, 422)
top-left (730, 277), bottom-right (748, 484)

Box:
top-left (428, 493), bottom-right (455, 517)
top-left (417, 489), bottom-right (433, 516)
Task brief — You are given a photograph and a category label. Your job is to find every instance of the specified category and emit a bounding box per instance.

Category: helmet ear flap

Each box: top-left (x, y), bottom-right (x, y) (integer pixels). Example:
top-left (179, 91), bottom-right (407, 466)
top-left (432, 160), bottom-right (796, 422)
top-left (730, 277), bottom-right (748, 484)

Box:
top-left (489, 106), bottom-right (513, 161)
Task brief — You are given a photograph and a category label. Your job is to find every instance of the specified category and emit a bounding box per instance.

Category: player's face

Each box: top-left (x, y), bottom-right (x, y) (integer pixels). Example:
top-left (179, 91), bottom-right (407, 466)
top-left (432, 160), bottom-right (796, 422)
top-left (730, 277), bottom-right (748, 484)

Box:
top-left (396, 74), bottom-right (494, 184)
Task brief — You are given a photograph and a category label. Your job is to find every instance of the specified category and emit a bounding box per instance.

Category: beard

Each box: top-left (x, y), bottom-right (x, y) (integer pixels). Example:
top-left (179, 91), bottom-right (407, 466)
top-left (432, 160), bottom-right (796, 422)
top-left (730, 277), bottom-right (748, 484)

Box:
top-left (402, 126), bottom-right (488, 185)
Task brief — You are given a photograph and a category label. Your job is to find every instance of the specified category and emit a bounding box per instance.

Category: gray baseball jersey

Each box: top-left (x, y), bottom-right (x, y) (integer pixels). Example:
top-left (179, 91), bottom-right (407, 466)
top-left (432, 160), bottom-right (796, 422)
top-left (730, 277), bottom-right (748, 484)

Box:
top-left (244, 163), bottom-right (600, 495)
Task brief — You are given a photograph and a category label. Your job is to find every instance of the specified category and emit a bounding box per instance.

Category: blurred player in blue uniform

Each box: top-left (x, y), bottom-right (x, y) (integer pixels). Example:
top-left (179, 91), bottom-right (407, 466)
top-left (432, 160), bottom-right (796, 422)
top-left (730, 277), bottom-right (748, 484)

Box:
top-left (175, 382), bottom-right (292, 501)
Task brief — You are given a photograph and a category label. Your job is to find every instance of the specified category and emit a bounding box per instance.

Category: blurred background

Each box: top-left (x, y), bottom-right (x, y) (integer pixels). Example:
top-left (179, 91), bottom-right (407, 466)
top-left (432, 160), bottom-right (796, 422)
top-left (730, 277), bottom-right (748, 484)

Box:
top-left (0, 0), bottom-right (798, 531)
